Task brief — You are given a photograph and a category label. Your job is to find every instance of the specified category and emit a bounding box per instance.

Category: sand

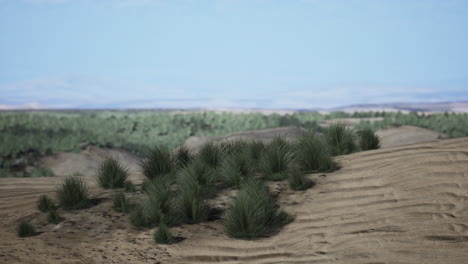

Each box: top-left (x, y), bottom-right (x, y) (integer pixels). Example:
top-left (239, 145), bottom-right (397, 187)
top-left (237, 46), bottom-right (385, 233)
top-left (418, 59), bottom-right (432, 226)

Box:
top-left (1, 137), bottom-right (468, 263)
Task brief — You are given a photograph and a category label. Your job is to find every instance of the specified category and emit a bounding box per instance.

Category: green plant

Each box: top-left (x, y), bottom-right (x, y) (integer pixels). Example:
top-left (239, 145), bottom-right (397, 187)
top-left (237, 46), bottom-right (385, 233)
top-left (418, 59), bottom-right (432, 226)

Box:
top-left (56, 175), bottom-right (90, 210)
top-left (294, 131), bottom-right (336, 172)
top-left (30, 166), bottom-right (54, 177)
top-left (324, 123), bottom-right (357, 156)
top-left (219, 152), bottom-right (254, 188)
top-left (173, 146), bottom-right (193, 169)
top-left (112, 191), bottom-right (131, 213)
top-left (16, 220), bottom-right (36, 237)
top-left (47, 210), bottom-right (63, 224)
top-left (37, 194), bottom-right (55, 212)
top-left (124, 180), bottom-right (136, 192)
top-left (96, 157), bottom-right (129, 189)
top-left (153, 220), bottom-right (173, 244)
top-left (198, 142), bottom-right (225, 168)
top-left (259, 137), bottom-right (295, 181)
top-left (140, 146), bottom-right (173, 179)
top-left (176, 174), bottom-right (210, 224)
top-left (223, 178), bottom-right (290, 239)
top-left (288, 168), bottom-right (312, 191)
top-left (357, 128), bottom-right (380, 151)
top-left (129, 205), bottom-right (148, 228)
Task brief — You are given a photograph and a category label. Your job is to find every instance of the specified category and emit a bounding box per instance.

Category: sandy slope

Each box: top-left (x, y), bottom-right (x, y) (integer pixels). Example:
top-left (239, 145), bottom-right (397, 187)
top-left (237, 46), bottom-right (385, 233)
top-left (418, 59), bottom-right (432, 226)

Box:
top-left (377, 125), bottom-right (448, 148)
top-left (1, 138), bottom-right (468, 263)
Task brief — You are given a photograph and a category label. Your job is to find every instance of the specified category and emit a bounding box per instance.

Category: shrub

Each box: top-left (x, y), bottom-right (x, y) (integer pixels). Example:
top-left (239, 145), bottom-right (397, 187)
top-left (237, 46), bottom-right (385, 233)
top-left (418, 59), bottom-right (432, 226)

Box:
top-left (140, 146), bottom-right (173, 179)
top-left (96, 157), bottom-right (129, 189)
top-left (153, 221), bottom-right (173, 244)
top-left (294, 131), bottom-right (336, 172)
top-left (56, 176), bottom-right (90, 210)
top-left (324, 123), bottom-right (357, 156)
top-left (259, 137), bottom-right (295, 181)
top-left (124, 180), bottom-right (136, 192)
top-left (37, 194), bottom-right (55, 212)
top-left (112, 191), bottom-right (131, 213)
top-left (223, 179), bottom-right (290, 239)
top-left (357, 128), bottom-right (380, 151)
top-left (219, 152), bottom-right (254, 188)
top-left (288, 168), bottom-right (312, 191)
top-left (198, 142), bottom-right (225, 168)
top-left (30, 166), bottom-right (55, 177)
top-left (17, 220), bottom-right (36, 237)
top-left (173, 146), bottom-right (193, 169)
top-left (47, 210), bottom-right (63, 224)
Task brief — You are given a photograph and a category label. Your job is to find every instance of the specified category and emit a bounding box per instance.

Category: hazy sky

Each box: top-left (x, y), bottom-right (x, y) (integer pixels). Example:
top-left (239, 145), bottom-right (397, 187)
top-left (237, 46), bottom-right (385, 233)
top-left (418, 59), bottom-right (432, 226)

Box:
top-left (1, 0), bottom-right (467, 109)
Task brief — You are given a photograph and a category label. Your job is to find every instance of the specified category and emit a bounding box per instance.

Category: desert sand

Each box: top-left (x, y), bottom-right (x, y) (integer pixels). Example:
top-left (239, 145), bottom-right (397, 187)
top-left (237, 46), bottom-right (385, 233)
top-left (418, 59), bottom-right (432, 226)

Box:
top-left (1, 135), bottom-right (468, 263)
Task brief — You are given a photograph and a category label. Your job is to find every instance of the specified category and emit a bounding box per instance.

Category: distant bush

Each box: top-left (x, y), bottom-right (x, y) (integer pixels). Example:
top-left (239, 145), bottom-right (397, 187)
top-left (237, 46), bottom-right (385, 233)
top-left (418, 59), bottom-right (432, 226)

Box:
top-left (259, 137), bottom-right (295, 181)
top-left (288, 168), bottom-right (312, 191)
top-left (173, 146), bottom-right (193, 169)
top-left (219, 152), bottom-right (254, 188)
top-left (124, 180), bottom-right (136, 193)
top-left (56, 176), bottom-right (90, 210)
top-left (112, 191), bottom-right (131, 213)
top-left (96, 157), bottom-right (129, 189)
top-left (295, 131), bottom-right (336, 172)
top-left (223, 179), bottom-right (290, 239)
top-left (140, 146), bottom-right (173, 180)
top-left (357, 128), bottom-right (380, 151)
top-left (198, 143), bottom-right (225, 168)
top-left (47, 210), bottom-right (63, 224)
top-left (324, 123), bottom-right (357, 156)
top-left (37, 194), bottom-right (55, 212)
top-left (153, 221), bottom-right (173, 244)
top-left (17, 220), bottom-right (36, 237)
top-left (30, 166), bottom-right (54, 178)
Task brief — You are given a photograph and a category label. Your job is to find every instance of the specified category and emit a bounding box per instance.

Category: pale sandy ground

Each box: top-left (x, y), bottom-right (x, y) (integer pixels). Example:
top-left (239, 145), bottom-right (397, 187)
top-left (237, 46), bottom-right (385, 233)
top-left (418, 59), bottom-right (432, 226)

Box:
top-left (377, 125), bottom-right (449, 148)
top-left (1, 134), bottom-right (468, 263)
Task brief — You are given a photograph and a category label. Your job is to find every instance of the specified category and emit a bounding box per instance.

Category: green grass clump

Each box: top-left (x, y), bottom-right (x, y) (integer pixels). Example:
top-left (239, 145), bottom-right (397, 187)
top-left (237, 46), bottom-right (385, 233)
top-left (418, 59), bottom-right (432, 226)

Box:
top-left (176, 171), bottom-right (210, 224)
top-left (56, 176), bottom-right (90, 210)
top-left (124, 180), bottom-right (136, 192)
top-left (259, 137), bottom-right (295, 181)
top-left (198, 142), bottom-right (225, 168)
top-left (140, 146), bottom-right (173, 180)
top-left (37, 194), bottom-right (55, 212)
top-left (30, 166), bottom-right (54, 177)
top-left (295, 131), bottom-right (336, 172)
top-left (219, 152), bottom-right (254, 188)
top-left (288, 168), bottom-right (312, 191)
top-left (47, 210), bottom-right (63, 224)
top-left (153, 221), bottom-right (173, 244)
top-left (324, 123), bottom-right (357, 156)
top-left (96, 157), bottom-right (129, 189)
top-left (244, 140), bottom-right (266, 169)
top-left (112, 191), bottom-right (131, 213)
top-left (357, 128), bottom-right (380, 151)
top-left (16, 220), bottom-right (36, 237)
top-left (173, 146), bottom-right (193, 169)
top-left (223, 179), bottom-right (290, 239)
top-left (219, 140), bottom-right (249, 155)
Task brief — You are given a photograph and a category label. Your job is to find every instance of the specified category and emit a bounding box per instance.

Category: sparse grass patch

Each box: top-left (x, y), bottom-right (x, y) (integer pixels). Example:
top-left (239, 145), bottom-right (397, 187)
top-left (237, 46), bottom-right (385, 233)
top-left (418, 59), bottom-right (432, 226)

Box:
top-left (223, 178), bottom-right (290, 239)
top-left (357, 128), bottom-right (380, 151)
top-left (96, 157), bottom-right (129, 189)
top-left (17, 220), bottom-right (36, 237)
top-left (124, 180), bottom-right (136, 192)
top-left (56, 175), bottom-right (90, 210)
top-left (259, 137), bottom-right (295, 181)
top-left (324, 123), bottom-right (357, 156)
top-left (288, 168), bottom-right (312, 191)
top-left (37, 194), bottom-right (55, 212)
top-left (140, 146), bottom-right (173, 179)
top-left (30, 166), bottom-right (54, 177)
top-left (153, 221), bottom-right (173, 244)
top-left (112, 191), bottom-right (131, 213)
top-left (47, 210), bottom-right (63, 224)
top-left (295, 131), bottom-right (336, 172)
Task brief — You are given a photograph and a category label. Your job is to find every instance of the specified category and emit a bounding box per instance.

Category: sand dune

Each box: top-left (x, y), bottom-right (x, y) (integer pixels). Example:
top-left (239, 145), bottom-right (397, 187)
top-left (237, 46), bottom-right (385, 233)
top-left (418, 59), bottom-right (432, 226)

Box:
top-left (1, 138), bottom-right (468, 263)
top-left (377, 125), bottom-right (448, 148)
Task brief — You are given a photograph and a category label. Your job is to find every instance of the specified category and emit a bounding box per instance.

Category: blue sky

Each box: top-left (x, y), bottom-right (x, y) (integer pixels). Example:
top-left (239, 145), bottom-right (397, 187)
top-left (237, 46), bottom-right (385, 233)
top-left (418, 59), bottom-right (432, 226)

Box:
top-left (0, 0), bottom-right (467, 109)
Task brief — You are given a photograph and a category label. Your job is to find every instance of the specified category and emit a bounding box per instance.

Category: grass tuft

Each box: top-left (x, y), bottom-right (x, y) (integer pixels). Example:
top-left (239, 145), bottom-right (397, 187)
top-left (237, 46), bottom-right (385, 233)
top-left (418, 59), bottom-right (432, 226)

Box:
top-left (288, 168), bottom-right (312, 191)
top-left (47, 210), bottom-right (63, 224)
top-left (140, 146), bottom-right (173, 180)
top-left (96, 157), bottom-right (129, 189)
top-left (175, 170), bottom-right (210, 224)
top-left (324, 123), bottom-right (357, 156)
top-left (30, 166), bottom-right (54, 177)
top-left (223, 178), bottom-right (290, 239)
top-left (37, 194), bottom-right (55, 212)
top-left (357, 128), bottom-right (380, 151)
top-left (112, 191), bottom-right (131, 213)
top-left (56, 175), bottom-right (90, 210)
top-left (17, 220), bottom-right (36, 237)
top-left (259, 137), bottom-right (295, 181)
top-left (124, 180), bottom-right (136, 192)
top-left (173, 146), bottom-right (193, 169)
top-left (219, 152), bottom-right (254, 188)
top-left (198, 142), bottom-right (225, 168)
top-left (153, 220), bottom-right (173, 244)
top-left (295, 131), bottom-right (336, 172)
